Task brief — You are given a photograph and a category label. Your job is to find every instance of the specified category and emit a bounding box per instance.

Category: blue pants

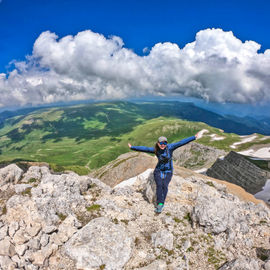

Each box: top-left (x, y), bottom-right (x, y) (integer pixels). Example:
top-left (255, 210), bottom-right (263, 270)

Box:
top-left (154, 170), bottom-right (173, 204)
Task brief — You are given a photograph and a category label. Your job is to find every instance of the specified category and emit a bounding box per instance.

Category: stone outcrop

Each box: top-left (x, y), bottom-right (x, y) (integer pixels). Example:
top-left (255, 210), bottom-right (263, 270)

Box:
top-left (0, 163), bottom-right (269, 270)
top-left (91, 152), bottom-right (157, 187)
top-left (65, 217), bottom-right (133, 269)
top-left (173, 142), bottom-right (226, 169)
top-left (0, 164), bottom-right (23, 187)
top-left (206, 151), bottom-right (270, 194)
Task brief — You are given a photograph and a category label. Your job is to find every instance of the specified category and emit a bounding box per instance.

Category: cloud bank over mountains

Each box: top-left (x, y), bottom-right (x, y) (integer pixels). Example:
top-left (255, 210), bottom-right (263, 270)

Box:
top-left (1, 28), bottom-right (270, 108)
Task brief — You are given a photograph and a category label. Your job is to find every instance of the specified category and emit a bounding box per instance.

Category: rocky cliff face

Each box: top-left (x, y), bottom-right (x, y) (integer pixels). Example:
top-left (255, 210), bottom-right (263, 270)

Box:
top-left (206, 151), bottom-right (270, 195)
top-left (173, 142), bottom-right (226, 170)
top-left (0, 163), bottom-right (269, 270)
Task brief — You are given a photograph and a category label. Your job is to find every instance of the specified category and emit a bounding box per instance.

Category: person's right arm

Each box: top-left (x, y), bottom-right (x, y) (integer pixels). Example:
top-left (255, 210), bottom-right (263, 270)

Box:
top-left (128, 143), bottom-right (155, 153)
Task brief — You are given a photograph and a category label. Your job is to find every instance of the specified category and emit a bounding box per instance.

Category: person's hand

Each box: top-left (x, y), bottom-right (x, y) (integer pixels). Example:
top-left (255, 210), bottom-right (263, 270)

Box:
top-left (128, 143), bottom-right (132, 148)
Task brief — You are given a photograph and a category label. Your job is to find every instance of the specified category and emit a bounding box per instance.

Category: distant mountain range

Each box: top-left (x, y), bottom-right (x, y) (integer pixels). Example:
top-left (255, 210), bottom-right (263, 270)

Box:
top-left (1, 100), bottom-right (270, 135)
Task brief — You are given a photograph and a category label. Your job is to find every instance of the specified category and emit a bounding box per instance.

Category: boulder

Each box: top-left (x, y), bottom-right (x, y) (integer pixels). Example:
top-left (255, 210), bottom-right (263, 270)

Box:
top-left (65, 217), bottom-right (133, 270)
top-left (0, 164), bottom-right (23, 187)
top-left (32, 243), bottom-right (58, 266)
top-left (31, 172), bottom-right (86, 224)
top-left (191, 195), bottom-right (242, 234)
top-left (152, 230), bottom-right (174, 250)
top-left (21, 166), bottom-right (50, 183)
top-left (51, 214), bottom-right (80, 245)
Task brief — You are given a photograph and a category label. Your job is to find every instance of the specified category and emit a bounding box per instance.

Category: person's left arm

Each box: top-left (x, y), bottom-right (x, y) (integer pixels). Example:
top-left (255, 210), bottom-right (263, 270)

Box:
top-left (169, 136), bottom-right (196, 151)
top-left (169, 131), bottom-right (203, 150)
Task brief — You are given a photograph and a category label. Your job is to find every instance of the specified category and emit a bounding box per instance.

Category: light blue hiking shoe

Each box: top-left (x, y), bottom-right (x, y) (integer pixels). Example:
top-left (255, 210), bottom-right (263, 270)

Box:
top-left (155, 204), bottom-right (164, 213)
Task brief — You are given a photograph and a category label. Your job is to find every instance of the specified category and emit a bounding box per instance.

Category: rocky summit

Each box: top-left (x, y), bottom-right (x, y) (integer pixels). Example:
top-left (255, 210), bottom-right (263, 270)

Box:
top-left (0, 162), bottom-right (269, 270)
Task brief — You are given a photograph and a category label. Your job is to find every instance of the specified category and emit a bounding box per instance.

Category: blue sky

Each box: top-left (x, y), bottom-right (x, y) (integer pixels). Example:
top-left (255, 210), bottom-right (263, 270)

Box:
top-left (1, 0), bottom-right (269, 72)
top-left (0, 0), bottom-right (270, 115)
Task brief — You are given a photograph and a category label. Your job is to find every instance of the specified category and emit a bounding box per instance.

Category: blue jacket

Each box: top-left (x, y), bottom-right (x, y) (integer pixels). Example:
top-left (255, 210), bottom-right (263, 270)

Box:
top-left (130, 136), bottom-right (196, 172)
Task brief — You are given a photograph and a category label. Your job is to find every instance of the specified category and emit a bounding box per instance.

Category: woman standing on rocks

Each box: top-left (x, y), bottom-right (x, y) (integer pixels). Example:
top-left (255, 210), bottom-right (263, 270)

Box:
top-left (128, 132), bottom-right (202, 213)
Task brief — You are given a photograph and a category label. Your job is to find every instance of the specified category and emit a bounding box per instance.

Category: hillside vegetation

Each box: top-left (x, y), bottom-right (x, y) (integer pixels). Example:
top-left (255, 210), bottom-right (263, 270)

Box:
top-left (0, 101), bottom-right (269, 174)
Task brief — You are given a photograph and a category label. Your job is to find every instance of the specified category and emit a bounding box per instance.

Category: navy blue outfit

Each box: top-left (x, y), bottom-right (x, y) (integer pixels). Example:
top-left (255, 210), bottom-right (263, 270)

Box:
top-left (131, 136), bottom-right (196, 204)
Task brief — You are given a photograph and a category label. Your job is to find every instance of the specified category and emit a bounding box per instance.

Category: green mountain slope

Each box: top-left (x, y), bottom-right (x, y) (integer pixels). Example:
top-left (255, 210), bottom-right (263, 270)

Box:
top-left (0, 101), bottom-right (269, 174)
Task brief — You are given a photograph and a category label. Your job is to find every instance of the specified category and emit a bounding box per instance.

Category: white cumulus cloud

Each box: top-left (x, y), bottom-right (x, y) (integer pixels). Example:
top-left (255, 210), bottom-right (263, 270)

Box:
top-left (1, 28), bottom-right (270, 108)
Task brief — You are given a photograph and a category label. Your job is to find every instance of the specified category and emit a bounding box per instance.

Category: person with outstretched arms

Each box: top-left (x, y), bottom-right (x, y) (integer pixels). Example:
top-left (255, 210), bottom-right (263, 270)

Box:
top-left (128, 131), bottom-right (203, 213)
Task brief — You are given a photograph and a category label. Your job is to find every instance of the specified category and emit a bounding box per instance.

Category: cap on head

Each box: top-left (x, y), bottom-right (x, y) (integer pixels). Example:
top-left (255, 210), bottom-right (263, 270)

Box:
top-left (158, 136), bottom-right (167, 143)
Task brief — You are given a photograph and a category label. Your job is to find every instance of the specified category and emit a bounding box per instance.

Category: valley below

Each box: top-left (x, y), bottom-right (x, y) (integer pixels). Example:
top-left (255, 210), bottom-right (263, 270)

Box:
top-left (1, 101), bottom-right (270, 175)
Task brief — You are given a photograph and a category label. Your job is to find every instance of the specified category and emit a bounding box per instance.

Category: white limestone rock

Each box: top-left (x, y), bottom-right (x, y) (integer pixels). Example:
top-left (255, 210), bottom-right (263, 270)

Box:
top-left (15, 243), bottom-right (28, 256)
top-left (65, 217), bottom-right (133, 270)
top-left (0, 164), bottom-right (23, 187)
top-left (145, 172), bottom-right (156, 203)
top-left (136, 260), bottom-right (167, 270)
top-left (42, 225), bottom-right (58, 234)
top-left (27, 238), bottom-right (41, 251)
top-left (76, 176), bottom-right (92, 193)
top-left (56, 214), bottom-right (80, 243)
top-left (191, 195), bottom-right (244, 234)
top-left (14, 184), bottom-right (32, 194)
top-left (95, 198), bottom-right (120, 211)
top-left (8, 221), bottom-right (19, 238)
top-left (0, 237), bottom-right (16, 256)
top-left (25, 221), bottom-right (42, 238)
top-left (21, 166), bottom-right (44, 183)
top-left (40, 233), bottom-right (50, 247)
top-left (24, 263), bottom-right (39, 270)
top-left (152, 229), bottom-right (174, 250)
top-left (0, 224), bottom-right (8, 240)
top-left (32, 243), bottom-right (58, 266)
top-left (264, 260), bottom-right (270, 270)
top-left (10, 254), bottom-right (21, 266)
top-left (13, 228), bottom-right (32, 245)
top-left (31, 172), bottom-right (86, 224)
top-left (219, 257), bottom-right (262, 270)
top-left (1, 164), bottom-right (269, 270)
top-left (111, 186), bottom-right (135, 196)
top-left (0, 255), bottom-right (17, 270)
top-left (89, 176), bottom-right (112, 193)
